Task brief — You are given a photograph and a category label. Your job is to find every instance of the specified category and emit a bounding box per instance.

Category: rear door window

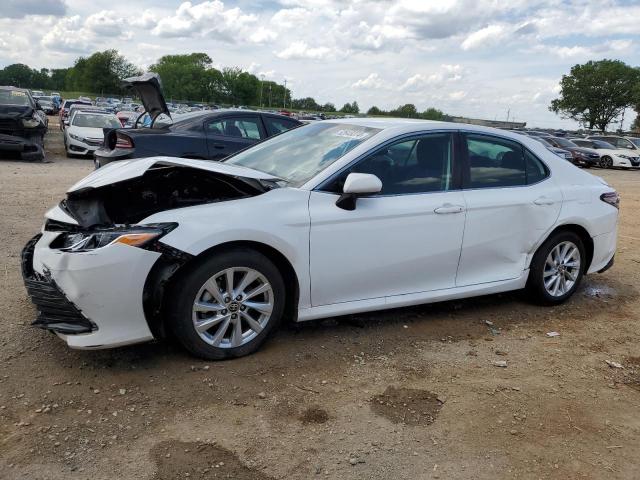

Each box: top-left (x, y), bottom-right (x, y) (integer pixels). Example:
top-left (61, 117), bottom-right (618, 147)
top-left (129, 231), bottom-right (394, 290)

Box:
top-left (465, 134), bottom-right (526, 188)
top-left (206, 117), bottom-right (263, 139)
top-left (263, 117), bottom-right (299, 136)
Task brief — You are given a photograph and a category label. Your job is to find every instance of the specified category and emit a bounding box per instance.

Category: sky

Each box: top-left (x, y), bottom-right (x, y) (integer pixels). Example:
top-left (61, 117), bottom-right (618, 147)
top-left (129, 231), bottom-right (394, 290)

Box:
top-left (2, 0), bottom-right (639, 128)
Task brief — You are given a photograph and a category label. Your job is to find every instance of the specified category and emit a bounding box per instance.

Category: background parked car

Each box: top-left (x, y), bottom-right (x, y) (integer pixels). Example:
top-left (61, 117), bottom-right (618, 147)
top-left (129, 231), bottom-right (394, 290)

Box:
top-left (64, 109), bottom-right (121, 157)
top-left (59, 99), bottom-right (92, 130)
top-left (526, 135), bottom-right (574, 161)
top-left (570, 138), bottom-right (639, 168)
top-left (0, 86), bottom-right (47, 162)
top-left (35, 96), bottom-right (58, 115)
top-left (587, 135), bottom-right (640, 153)
top-left (543, 136), bottom-right (600, 168)
top-left (94, 73), bottom-right (302, 168)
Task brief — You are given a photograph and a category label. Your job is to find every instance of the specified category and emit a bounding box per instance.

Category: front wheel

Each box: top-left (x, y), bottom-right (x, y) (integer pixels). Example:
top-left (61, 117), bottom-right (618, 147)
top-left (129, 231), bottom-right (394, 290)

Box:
top-left (527, 232), bottom-right (585, 305)
top-left (167, 248), bottom-right (286, 360)
top-left (600, 156), bottom-right (613, 168)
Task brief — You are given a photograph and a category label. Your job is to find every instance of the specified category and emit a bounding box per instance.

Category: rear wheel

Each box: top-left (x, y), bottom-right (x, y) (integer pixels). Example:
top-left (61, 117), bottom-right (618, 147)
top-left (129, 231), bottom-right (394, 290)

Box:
top-left (527, 231), bottom-right (585, 305)
top-left (167, 249), bottom-right (285, 360)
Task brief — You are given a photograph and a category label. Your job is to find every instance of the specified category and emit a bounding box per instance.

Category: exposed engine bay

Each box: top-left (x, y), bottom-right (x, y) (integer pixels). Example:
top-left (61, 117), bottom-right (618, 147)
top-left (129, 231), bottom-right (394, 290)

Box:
top-left (59, 165), bottom-right (272, 228)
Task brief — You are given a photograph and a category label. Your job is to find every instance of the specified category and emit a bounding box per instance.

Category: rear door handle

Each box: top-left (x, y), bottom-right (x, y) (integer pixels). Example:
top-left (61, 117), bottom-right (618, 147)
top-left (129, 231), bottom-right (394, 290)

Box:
top-left (212, 144), bottom-right (225, 149)
top-left (534, 196), bottom-right (555, 206)
top-left (434, 204), bottom-right (465, 214)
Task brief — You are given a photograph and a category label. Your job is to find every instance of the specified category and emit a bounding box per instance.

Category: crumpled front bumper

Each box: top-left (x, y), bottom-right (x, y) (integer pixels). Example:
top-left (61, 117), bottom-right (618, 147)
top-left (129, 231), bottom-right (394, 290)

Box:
top-left (0, 133), bottom-right (44, 161)
top-left (22, 231), bottom-right (161, 349)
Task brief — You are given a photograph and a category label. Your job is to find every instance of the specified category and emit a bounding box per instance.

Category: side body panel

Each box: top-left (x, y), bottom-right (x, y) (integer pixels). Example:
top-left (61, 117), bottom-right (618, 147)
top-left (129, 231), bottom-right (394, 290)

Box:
top-left (308, 190), bottom-right (466, 306)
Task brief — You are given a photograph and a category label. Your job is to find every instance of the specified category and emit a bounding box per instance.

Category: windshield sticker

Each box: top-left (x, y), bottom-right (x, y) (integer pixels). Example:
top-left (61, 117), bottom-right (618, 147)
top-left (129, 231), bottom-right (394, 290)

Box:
top-left (11, 91), bottom-right (26, 97)
top-left (332, 129), bottom-right (370, 140)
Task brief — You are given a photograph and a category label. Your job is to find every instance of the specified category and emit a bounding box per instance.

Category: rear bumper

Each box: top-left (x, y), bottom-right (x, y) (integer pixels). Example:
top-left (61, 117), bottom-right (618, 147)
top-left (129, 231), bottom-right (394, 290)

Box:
top-left (588, 229), bottom-right (617, 274)
top-left (94, 147), bottom-right (133, 168)
top-left (22, 231), bottom-right (160, 349)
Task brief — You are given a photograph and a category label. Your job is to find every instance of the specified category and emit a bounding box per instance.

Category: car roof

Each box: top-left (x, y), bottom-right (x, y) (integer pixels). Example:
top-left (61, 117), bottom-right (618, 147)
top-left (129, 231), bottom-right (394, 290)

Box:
top-left (0, 85), bottom-right (29, 92)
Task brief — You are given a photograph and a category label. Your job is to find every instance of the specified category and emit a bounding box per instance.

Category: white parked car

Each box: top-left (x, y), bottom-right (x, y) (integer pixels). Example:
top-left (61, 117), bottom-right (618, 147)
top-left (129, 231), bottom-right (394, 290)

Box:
top-left (572, 138), bottom-right (640, 168)
top-left (64, 110), bottom-right (121, 157)
top-left (23, 120), bottom-right (619, 359)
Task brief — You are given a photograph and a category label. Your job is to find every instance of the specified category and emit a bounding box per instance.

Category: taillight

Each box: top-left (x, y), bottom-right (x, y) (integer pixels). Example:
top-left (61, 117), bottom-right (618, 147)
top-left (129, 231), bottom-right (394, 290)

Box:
top-left (115, 132), bottom-right (133, 149)
top-left (600, 191), bottom-right (620, 209)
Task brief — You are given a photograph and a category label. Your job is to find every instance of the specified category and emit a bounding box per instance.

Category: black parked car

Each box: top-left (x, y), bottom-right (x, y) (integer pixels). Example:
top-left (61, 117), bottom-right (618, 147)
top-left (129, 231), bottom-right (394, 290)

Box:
top-left (544, 136), bottom-right (600, 168)
top-left (0, 86), bottom-right (47, 162)
top-left (94, 73), bottom-right (302, 168)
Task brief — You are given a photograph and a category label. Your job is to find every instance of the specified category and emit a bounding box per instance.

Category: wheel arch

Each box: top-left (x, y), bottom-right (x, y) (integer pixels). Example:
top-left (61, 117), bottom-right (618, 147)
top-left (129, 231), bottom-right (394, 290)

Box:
top-left (143, 240), bottom-right (300, 339)
top-left (533, 223), bottom-right (594, 272)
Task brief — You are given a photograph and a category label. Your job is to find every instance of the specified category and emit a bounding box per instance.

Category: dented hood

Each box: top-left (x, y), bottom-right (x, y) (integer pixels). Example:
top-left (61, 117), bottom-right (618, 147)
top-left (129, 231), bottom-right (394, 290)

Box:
top-left (68, 157), bottom-right (279, 193)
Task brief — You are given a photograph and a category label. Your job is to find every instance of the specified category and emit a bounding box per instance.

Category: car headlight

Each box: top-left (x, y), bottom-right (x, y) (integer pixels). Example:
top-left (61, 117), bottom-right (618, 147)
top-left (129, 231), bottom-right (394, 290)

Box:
top-left (22, 117), bottom-right (40, 128)
top-left (51, 223), bottom-right (177, 252)
top-left (68, 132), bottom-right (83, 142)
top-left (619, 154), bottom-right (630, 159)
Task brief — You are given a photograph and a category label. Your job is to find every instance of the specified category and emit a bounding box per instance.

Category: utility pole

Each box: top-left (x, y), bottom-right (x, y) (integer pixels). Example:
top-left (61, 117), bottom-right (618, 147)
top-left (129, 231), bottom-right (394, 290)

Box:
top-left (269, 84), bottom-right (272, 108)
top-left (283, 79), bottom-right (287, 109)
top-left (506, 108), bottom-right (510, 123)
top-left (259, 75), bottom-right (265, 108)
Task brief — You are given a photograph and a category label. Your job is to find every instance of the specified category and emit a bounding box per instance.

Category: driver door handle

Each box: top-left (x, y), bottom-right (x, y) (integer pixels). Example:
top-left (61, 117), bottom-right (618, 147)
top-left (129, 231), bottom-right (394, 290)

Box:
top-left (534, 196), bottom-right (555, 206)
top-left (434, 204), bottom-right (465, 214)
top-left (212, 144), bottom-right (225, 149)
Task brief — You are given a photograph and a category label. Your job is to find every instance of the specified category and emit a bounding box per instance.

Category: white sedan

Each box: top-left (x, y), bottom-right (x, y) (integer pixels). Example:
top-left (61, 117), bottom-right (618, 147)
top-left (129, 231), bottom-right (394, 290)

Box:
top-left (571, 138), bottom-right (640, 169)
top-left (64, 110), bottom-right (121, 157)
top-left (23, 119), bottom-right (619, 359)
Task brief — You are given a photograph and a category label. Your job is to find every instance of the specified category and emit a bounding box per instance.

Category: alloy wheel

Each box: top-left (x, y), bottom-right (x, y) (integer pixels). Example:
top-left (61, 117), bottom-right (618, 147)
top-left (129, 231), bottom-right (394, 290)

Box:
top-left (543, 241), bottom-right (581, 297)
top-left (192, 267), bottom-right (274, 348)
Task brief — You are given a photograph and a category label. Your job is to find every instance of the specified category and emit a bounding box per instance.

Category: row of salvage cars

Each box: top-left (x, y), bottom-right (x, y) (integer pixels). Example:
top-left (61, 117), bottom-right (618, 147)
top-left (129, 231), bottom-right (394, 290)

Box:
top-left (523, 131), bottom-right (640, 169)
top-left (21, 74), bottom-right (620, 359)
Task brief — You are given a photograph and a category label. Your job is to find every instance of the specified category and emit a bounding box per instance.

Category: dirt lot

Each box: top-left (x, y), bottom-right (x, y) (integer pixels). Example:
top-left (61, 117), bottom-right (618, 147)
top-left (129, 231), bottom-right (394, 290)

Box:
top-left (1, 121), bottom-right (639, 479)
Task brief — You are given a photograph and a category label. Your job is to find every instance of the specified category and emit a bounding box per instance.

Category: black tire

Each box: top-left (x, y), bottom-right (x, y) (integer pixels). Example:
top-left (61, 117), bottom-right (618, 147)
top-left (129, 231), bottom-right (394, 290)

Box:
top-left (600, 156), bottom-right (613, 169)
top-left (166, 248), bottom-right (286, 360)
top-left (527, 231), bottom-right (586, 305)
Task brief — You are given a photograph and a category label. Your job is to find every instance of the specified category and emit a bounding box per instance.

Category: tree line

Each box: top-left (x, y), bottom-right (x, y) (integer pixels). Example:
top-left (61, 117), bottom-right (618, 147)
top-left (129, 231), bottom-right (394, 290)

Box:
top-left (0, 49), bottom-right (449, 116)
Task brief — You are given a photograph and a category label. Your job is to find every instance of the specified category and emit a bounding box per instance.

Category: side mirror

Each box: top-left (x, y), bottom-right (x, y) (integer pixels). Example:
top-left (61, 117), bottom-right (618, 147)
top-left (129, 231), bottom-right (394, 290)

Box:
top-left (63, 119), bottom-right (69, 126)
top-left (336, 173), bottom-right (382, 210)
top-left (36, 101), bottom-right (43, 111)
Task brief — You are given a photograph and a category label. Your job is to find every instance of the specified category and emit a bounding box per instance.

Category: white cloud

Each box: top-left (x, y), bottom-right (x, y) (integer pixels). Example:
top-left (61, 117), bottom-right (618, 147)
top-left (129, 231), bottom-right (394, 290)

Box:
top-left (276, 41), bottom-right (332, 60)
top-left (461, 25), bottom-right (507, 50)
top-left (352, 73), bottom-right (387, 89)
top-left (151, 1), bottom-right (257, 40)
top-left (41, 15), bottom-right (91, 53)
top-left (401, 64), bottom-right (465, 91)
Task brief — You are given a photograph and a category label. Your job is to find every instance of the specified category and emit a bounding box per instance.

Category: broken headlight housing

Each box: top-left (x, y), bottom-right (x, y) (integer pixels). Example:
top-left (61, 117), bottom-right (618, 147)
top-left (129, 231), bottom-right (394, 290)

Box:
top-left (22, 116), bottom-right (41, 128)
top-left (50, 223), bottom-right (177, 252)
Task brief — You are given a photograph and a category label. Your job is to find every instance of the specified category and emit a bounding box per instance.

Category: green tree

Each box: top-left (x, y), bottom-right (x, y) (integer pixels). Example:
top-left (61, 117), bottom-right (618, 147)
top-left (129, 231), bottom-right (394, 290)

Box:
top-left (291, 97), bottom-right (321, 110)
top-left (390, 103), bottom-right (418, 118)
top-left (150, 53), bottom-right (216, 102)
top-left (340, 101), bottom-right (359, 114)
top-left (0, 63), bottom-right (50, 88)
top-left (367, 105), bottom-right (383, 115)
top-left (421, 107), bottom-right (446, 121)
top-left (550, 59), bottom-right (640, 131)
top-left (322, 102), bottom-right (336, 112)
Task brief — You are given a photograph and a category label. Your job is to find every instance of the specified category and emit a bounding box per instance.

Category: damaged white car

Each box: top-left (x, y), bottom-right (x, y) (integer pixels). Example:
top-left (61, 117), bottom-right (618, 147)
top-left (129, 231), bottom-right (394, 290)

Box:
top-left (23, 120), bottom-right (619, 359)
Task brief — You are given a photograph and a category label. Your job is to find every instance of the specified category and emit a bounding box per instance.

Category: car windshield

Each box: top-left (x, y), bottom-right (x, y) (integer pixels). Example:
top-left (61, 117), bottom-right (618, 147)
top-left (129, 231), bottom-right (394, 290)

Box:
top-left (0, 89), bottom-right (31, 106)
top-left (534, 137), bottom-right (552, 147)
top-left (224, 122), bottom-right (381, 185)
top-left (72, 114), bottom-right (121, 128)
top-left (551, 137), bottom-right (576, 148)
top-left (629, 138), bottom-right (640, 147)
top-left (592, 140), bottom-right (615, 149)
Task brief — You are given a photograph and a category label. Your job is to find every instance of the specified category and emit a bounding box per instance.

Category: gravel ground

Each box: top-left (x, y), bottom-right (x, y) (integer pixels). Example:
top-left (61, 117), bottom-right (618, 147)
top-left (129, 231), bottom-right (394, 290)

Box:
top-left (1, 121), bottom-right (640, 479)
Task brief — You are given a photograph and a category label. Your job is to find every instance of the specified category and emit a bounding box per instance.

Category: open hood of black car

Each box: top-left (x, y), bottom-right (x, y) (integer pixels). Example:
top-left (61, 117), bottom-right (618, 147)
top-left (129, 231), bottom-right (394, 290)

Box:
top-left (121, 72), bottom-right (171, 125)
